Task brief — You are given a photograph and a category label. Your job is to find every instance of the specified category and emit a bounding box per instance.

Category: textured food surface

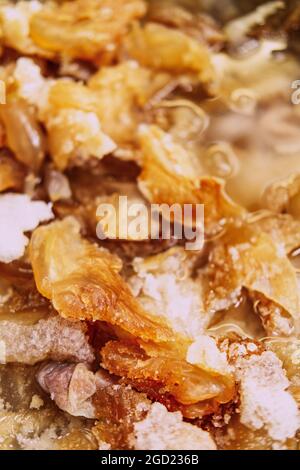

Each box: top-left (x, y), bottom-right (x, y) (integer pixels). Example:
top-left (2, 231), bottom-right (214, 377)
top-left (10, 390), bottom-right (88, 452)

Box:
top-left (0, 0), bottom-right (299, 451)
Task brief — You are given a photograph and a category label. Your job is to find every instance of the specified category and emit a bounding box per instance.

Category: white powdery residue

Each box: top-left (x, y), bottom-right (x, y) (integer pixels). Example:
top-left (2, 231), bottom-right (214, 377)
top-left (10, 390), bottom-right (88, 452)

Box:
top-left (187, 335), bottom-right (232, 374)
top-left (0, 315), bottom-right (94, 364)
top-left (47, 109), bottom-right (116, 160)
top-left (134, 403), bottom-right (216, 450)
top-left (0, 193), bottom-right (53, 263)
top-left (13, 57), bottom-right (52, 112)
top-left (129, 251), bottom-right (209, 340)
top-left (235, 351), bottom-right (300, 442)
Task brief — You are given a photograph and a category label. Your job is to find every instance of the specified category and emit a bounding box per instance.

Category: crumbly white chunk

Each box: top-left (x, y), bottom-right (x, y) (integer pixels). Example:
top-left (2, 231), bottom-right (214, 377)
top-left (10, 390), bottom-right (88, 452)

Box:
top-left (235, 351), bottom-right (300, 442)
top-left (134, 403), bottom-right (216, 450)
top-left (129, 248), bottom-right (211, 340)
top-left (13, 60), bottom-right (116, 169)
top-left (0, 193), bottom-right (53, 263)
top-left (0, 315), bottom-right (94, 365)
top-left (13, 58), bottom-right (52, 112)
top-left (47, 108), bottom-right (116, 169)
top-left (187, 335), bottom-right (232, 374)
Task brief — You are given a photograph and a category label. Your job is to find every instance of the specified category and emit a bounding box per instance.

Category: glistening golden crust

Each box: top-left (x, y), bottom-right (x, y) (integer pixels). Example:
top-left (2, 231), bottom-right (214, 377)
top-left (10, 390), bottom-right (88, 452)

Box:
top-left (30, 0), bottom-right (147, 62)
top-left (101, 340), bottom-right (235, 418)
top-left (124, 22), bottom-right (217, 92)
top-left (29, 216), bottom-right (175, 344)
top-left (0, 0), bottom-right (300, 451)
top-left (138, 124), bottom-right (244, 235)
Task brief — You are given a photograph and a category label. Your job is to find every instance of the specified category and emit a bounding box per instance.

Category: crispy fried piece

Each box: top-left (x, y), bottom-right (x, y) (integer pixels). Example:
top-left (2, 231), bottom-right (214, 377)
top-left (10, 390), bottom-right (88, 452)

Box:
top-left (30, 218), bottom-right (236, 417)
top-left (47, 108), bottom-right (116, 171)
top-left (147, 1), bottom-right (224, 50)
top-left (138, 124), bottom-right (244, 234)
top-left (12, 59), bottom-right (171, 168)
top-left (30, 0), bottom-right (146, 62)
top-left (48, 64), bottom-right (171, 149)
top-left (0, 150), bottom-right (25, 193)
top-left (29, 216), bottom-right (175, 344)
top-left (47, 80), bottom-right (99, 115)
top-left (10, 48), bottom-right (169, 170)
top-left (45, 79), bottom-right (116, 169)
top-left (88, 61), bottom-right (171, 145)
top-left (124, 22), bottom-right (217, 93)
top-left (0, 99), bottom-right (46, 172)
top-left (13, 66), bottom-right (117, 170)
top-left (101, 339), bottom-right (235, 417)
top-left (262, 173), bottom-right (300, 218)
top-left (203, 224), bottom-right (300, 336)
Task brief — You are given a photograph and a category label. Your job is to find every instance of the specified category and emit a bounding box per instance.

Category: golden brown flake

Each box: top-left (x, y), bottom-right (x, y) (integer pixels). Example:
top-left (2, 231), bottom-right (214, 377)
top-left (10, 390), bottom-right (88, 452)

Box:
top-left (30, 0), bottom-right (147, 62)
top-left (203, 224), bottom-right (300, 335)
top-left (138, 124), bottom-right (244, 235)
top-left (29, 216), bottom-right (175, 344)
